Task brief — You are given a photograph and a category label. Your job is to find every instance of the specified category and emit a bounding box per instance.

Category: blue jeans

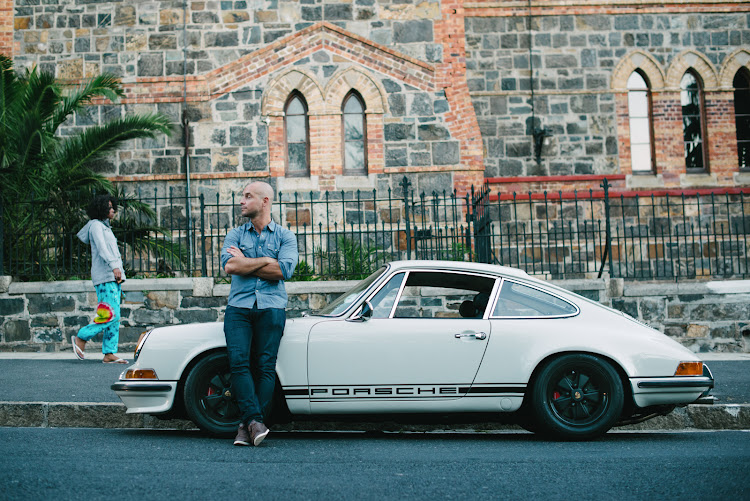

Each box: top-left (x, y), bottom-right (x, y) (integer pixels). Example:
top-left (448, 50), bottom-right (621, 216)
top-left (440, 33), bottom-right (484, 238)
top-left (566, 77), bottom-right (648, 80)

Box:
top-left (224, 304), bottom-right (286, 425)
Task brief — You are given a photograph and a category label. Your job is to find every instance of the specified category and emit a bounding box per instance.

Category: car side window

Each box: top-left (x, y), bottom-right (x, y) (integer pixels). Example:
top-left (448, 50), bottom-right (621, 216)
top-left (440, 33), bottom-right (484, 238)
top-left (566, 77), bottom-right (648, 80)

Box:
top-left (368, 272), bottom-right (405, 318)
top-left (392, 271), bottom-right (496, 319)
top-left (492, 280), bottom-right (577, 317)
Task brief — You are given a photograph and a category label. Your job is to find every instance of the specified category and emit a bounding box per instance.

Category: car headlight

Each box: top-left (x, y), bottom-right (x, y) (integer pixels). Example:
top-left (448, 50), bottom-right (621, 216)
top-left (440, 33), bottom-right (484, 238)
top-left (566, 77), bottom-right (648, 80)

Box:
top-left (674, 361), bottom-right (703, 376)
top-left (134, 329), bottom-right (152, 361)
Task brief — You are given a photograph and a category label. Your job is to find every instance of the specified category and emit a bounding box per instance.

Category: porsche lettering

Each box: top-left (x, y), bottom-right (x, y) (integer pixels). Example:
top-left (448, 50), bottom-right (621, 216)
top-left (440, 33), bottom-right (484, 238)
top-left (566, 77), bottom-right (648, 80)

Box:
top-left (307, 386), bottom-right (461, 397)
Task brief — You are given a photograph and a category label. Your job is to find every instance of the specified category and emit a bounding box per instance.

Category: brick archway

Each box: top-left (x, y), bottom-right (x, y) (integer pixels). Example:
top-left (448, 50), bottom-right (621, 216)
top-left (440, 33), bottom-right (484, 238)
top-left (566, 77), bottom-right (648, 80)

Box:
top-left (719, 48), bottom-right (750, 89)
top-left (261, 68), bottom-right (325, 117)
top-left (611, 50), bottom-right (666, 91)
top-left (665, 50), bottom-right (720, 90)
top-left (323, 67), bottom-right (388, 115)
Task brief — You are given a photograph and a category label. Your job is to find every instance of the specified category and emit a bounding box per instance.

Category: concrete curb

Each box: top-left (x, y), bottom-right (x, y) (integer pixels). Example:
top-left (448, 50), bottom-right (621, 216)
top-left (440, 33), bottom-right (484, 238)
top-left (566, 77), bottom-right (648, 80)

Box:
top-left (1, 401), bottom-right (748, 432)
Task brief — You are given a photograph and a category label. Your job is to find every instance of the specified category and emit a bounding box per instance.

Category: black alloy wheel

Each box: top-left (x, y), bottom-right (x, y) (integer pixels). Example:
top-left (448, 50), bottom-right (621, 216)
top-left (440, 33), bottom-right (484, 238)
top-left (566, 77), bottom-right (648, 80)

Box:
top-left (531, 353), bottom-right (624, 440)
top-left (183, 352), bottom-right (241, 435)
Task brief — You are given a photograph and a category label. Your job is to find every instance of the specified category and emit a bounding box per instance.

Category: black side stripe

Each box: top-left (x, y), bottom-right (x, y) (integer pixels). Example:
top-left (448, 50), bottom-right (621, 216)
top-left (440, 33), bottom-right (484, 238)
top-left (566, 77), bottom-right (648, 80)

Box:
top-left (283, 388), bottom-right (309, 396)
top-left (467, 386), bottom-right (526, 394)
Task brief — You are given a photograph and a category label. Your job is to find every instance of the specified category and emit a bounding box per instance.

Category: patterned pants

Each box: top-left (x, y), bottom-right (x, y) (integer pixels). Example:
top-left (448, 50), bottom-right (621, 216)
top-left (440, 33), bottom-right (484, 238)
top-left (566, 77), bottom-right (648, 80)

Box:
top-left (76, 281), bottom-right (122, 354)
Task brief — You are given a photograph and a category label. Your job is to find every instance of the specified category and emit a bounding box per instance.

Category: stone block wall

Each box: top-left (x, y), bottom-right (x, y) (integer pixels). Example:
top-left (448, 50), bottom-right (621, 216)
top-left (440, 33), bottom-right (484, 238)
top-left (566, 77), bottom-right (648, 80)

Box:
top-left (1, 1), bottom-right (748, 200)
top-left (0, 277), bottom-right (351, 352)
top-left (6, 0), bottom-right (486, 200)
top-left (465, 8), bottom-right (749, 184)
top-left (610, 280), bottom-right (750, 353)
top-left (1, 275), bottom-right (747, 353)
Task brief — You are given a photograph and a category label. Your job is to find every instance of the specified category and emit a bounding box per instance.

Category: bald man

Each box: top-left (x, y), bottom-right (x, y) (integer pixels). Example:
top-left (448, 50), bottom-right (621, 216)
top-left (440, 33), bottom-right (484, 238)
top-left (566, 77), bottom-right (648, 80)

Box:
top-left (220, 181), bottom-right (298, 446)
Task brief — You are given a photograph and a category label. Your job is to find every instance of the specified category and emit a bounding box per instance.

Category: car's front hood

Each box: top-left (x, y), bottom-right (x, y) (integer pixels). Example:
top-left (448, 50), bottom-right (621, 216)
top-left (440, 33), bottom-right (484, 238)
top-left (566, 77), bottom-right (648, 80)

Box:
top-left (131, 316), bottom-right (328, 382)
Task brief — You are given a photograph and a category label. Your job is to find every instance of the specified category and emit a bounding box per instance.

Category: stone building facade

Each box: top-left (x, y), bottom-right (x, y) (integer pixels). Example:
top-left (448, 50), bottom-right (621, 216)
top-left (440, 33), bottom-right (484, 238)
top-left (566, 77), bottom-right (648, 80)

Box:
top-left (2, 0), bottom-right (748, 200)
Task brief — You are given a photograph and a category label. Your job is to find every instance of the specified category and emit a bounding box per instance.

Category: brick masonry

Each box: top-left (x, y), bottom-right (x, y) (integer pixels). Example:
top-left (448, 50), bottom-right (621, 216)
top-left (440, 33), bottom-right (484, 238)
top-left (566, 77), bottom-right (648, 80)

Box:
top-left (2, 1), bottom-right (747, 200)
top-left (0, 276), bottom-right (747, 353)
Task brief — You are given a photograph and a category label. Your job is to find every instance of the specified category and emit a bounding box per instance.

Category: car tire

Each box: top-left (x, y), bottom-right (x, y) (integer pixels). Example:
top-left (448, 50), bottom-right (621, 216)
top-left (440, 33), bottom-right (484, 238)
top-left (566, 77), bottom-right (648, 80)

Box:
top-left (531, 354), bottom-right (624, 440)
top-left (183, 352), bottom-right (242, 435)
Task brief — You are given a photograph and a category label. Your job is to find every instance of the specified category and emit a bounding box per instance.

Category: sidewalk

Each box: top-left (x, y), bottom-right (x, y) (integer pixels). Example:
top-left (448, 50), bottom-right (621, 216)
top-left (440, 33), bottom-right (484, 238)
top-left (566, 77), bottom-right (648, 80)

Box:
top-left (1, 352), bottom-right (748, 432)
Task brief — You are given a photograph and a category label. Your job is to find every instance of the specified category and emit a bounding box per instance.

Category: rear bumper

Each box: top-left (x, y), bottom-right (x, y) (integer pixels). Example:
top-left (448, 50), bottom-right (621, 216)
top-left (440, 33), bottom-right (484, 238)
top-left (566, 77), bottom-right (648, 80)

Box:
top-left (111, 381), bottom-right (178, 414)
top-left (636, 377), bottom-right (714, 389)
top-left (631, 364), bottom-right (714, 408)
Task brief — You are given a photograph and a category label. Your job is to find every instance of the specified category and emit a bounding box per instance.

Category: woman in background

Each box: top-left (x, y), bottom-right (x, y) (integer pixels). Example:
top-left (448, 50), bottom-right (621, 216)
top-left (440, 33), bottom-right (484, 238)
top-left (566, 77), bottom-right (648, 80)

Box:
top-left (72, 194), bottom-right (128, 364)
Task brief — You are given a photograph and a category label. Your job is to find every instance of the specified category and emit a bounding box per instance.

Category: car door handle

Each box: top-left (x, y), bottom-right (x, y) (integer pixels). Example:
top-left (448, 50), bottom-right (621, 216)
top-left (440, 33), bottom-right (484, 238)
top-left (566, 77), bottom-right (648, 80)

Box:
top-left (454, 332), bottom-right (487, 340)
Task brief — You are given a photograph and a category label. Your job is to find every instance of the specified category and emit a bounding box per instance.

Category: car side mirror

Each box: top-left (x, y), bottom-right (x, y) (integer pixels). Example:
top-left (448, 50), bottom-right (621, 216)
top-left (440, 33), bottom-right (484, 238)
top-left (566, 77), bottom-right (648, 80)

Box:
top-left (348, 301), bottom-right (373, 322)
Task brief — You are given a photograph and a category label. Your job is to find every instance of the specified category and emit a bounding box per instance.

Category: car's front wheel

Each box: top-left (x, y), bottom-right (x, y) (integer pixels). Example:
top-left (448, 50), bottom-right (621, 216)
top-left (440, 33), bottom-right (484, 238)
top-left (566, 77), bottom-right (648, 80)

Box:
top-left (531, 354), bottom-right (624, 440)
top-left (183, 352), bottom-right (241, 435)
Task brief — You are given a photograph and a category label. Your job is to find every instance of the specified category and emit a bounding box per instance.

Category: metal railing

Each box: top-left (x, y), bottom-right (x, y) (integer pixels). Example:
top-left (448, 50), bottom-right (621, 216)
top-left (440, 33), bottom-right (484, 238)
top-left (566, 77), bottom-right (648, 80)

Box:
top-left (1, 178), bottom-right (748, 281)
top-left (473, 179), bottom-right (749, 280)
top-left (200, 178), bottom-right (470, 282)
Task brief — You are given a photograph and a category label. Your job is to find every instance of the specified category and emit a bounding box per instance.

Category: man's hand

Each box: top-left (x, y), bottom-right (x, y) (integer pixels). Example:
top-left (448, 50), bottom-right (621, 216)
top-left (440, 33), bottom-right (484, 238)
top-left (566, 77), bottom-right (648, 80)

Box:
top-left (224, 248), bottom-right (273, 277)
top-left (113, 268), bottom-right (123, 283)
top-left (224, 246), bottom-right (285, 280)
top-left (226, 246), bottom-right (245, 259)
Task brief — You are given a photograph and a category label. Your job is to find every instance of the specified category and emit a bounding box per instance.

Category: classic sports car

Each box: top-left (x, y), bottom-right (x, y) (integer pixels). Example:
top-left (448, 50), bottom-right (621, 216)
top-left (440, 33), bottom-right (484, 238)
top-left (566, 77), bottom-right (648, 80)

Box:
top-left (112, 260), bottom-right (714, 440)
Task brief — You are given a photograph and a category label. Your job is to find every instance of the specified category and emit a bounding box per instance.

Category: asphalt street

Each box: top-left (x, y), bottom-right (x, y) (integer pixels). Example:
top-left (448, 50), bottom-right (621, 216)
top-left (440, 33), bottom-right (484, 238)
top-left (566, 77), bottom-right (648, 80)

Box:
top-left (1, 427), bottom-right (748, 500)
top-left (2, 357), bottom-right (746, 404)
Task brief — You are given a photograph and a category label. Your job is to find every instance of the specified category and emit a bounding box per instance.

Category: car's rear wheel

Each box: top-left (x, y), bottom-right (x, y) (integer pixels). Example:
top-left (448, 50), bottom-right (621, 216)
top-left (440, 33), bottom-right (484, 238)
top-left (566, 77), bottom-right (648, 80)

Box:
top-left (183, 352), bottom-right (241, 435)
top-left (531, 354), bottom-right (623, 440)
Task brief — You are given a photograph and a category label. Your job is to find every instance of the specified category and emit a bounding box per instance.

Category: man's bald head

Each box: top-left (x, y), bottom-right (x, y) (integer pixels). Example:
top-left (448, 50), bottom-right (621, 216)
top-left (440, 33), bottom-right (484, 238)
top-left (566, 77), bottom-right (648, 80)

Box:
top-left (240, 181), bottom-right (275, 223)
top-left (246, 181), bottom-right (275, 202)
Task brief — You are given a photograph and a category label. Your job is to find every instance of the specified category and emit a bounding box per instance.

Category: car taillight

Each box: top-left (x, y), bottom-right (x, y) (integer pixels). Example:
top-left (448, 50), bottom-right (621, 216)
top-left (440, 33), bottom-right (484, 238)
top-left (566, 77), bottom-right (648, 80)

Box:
top-left (674, 361), bottom-right (703, 376)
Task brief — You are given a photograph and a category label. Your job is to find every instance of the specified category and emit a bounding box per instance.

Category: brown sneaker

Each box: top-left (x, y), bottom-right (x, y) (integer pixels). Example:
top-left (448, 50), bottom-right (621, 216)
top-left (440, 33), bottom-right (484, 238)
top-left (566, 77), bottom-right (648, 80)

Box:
top-left (248, 420), bottom-right (269, 446)
top-left (233, 424), bottom-right (251, 446)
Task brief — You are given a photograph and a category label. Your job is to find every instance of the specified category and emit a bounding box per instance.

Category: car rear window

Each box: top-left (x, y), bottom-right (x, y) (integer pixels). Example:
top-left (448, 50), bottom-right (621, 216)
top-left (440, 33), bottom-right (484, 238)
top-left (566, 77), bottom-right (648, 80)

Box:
top-left (492, 280), bottom-right (578, 318)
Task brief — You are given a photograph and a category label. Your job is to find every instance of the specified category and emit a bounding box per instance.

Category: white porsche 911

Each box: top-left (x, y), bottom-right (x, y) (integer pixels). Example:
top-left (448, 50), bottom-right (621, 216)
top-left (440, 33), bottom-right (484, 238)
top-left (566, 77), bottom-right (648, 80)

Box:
top-left (112, 260), bottom-right (714, 440)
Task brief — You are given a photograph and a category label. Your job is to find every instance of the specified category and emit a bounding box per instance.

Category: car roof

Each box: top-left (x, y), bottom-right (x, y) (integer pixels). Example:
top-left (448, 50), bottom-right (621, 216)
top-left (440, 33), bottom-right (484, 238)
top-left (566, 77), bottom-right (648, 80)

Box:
top-left (385, 260), bottom-right (532, 280)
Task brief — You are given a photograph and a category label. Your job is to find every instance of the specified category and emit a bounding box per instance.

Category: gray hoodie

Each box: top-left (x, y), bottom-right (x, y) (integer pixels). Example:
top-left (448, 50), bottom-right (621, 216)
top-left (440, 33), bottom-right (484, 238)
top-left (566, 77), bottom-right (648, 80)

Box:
top-left (77, 219), bottom-right (125, 286)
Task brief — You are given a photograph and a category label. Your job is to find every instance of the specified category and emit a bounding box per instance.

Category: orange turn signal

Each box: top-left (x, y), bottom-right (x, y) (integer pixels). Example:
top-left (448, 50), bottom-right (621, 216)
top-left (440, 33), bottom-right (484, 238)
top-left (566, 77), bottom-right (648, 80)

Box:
top-left (124, 369), bottom-right (159, 380)
top-left (674, 362), bottom-right (703, 376)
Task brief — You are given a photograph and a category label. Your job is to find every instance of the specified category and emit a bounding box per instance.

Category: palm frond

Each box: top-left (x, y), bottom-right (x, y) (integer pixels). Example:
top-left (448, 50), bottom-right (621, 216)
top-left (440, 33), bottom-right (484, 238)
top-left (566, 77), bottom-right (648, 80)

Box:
top-left (1, 63), bottom-right (174, 281)
top-left (0, 55), bottom-right (21, 131)
top-left (49, 114), bottom-right (173, 177)
top-left (53, 73), bottom-right (124, 131)
top-left (22, 67), bottom-right (61, 128)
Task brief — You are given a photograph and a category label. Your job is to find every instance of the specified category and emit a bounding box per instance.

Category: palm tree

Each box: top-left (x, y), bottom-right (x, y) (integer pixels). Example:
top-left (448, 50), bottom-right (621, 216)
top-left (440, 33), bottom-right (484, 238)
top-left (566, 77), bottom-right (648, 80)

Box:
top-left (0, 55), bottom-right (182, 279)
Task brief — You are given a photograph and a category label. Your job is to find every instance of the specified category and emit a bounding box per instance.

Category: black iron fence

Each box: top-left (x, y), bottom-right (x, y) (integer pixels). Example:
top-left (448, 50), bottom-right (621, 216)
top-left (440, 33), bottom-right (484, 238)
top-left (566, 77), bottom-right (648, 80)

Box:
top-left (472, 180), bottom-right (749, 280)
top-left (1, 178), bottom-right (748, 281)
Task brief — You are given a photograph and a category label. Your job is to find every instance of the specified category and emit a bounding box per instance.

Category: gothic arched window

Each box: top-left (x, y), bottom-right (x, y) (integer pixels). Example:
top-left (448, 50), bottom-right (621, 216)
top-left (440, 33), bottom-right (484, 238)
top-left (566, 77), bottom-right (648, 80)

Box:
top-left (342, 91), bottom-right (367, 175)
top-left (627, 71), bottom-right (655, 173)
top-left (284, 92), bottom-right (309, 176)
top-left (681, 71), bottom-right (708, 172)
top-left (734, 69), bottom-right (750, 171)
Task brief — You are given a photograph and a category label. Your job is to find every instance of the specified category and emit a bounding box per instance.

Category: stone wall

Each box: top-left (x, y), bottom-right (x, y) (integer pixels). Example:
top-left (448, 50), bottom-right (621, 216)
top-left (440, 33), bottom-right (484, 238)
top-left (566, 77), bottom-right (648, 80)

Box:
top-left (0, 276), bottom-right (352, 352)
top-left (2, 2), bottom-right (749, 198)
top-left (8, 0), bottom-right (486, 199)
top-left (1, 275), bottom-right (747, 353)
top-left (465, 10), bottom-right (749, 184)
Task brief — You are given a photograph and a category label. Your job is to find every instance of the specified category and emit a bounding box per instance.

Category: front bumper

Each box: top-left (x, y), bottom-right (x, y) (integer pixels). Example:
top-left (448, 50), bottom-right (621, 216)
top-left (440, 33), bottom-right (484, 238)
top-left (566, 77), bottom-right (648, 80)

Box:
top-left (111, 381), bottom-right (178, 414)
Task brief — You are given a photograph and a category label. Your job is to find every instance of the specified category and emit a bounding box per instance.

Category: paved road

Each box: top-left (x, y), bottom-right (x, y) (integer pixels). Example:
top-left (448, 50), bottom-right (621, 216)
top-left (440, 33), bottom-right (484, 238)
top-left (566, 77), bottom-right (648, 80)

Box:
top-left (0, 358), bottom-right (747, 404)
top-left (2, 428), bottom-right (748, 500)
top-left (0, 358), bottom-right (125, 402)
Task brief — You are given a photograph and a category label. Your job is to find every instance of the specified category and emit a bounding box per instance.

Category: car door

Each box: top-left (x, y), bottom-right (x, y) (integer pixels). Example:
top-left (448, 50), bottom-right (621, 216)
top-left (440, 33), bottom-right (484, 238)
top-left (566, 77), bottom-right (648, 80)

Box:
top-left (474, 278), bottom-right (581, 385)
top-left (307, 270), bottom-right (498, 413)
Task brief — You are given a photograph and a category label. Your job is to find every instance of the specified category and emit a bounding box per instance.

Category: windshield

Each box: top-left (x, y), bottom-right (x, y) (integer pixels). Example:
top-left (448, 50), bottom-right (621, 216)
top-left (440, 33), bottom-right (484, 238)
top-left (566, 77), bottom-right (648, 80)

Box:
top-left (317, 267), bottom-right (387, 316)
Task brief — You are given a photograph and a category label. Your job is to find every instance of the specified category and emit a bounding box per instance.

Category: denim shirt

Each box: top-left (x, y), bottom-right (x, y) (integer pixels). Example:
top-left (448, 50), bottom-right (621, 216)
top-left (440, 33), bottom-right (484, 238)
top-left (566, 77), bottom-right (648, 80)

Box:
top-left (221, 220), bottom-right (298, 310)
